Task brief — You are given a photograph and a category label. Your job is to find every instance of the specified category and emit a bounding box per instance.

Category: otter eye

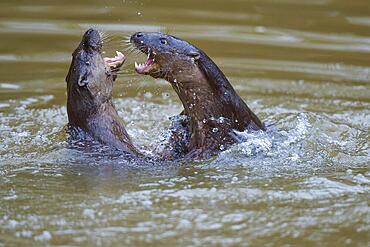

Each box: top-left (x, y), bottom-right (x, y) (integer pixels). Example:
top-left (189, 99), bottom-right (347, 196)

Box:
top-left (160, 38), bottom-right (168, 45)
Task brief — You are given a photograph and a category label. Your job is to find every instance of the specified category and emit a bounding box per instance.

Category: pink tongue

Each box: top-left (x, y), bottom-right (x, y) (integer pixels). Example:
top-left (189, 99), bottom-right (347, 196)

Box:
top-left (147, 58), bottom-right (154, 66)
top-left (104, 51), bottom-right (125, 68)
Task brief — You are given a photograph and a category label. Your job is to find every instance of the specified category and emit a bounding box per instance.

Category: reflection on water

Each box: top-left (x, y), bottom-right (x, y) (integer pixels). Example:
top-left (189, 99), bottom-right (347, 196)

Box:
top-left (0, 0), bottom-right (369, 246)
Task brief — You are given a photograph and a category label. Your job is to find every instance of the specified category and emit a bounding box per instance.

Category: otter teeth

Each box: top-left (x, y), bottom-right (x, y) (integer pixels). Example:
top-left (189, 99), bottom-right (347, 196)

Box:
top-left (135, 61), bottom-right (147, 72)
top-left (134, 49), bottom-right (156, 73)
top-left (115, 51), bottom-right (124, 59)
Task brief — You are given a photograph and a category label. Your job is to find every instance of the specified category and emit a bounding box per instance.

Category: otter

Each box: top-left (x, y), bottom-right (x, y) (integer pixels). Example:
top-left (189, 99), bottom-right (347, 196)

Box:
top-left (66, 28), bottom-right (141, 156)
top-left (130, 32), bottom-right (265, 159)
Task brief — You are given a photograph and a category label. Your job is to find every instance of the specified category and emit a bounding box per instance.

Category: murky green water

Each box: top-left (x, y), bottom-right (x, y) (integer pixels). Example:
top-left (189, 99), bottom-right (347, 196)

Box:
top-left (0, 0), bottom-right (369, 246)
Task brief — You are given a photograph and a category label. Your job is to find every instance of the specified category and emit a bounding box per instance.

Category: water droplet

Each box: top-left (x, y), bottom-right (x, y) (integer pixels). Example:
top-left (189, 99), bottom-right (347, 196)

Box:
top-left (218, 117), bottom-right (225, 124)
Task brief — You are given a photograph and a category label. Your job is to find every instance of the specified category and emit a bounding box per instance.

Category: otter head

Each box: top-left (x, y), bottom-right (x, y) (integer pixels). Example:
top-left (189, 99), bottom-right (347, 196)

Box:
top-left (66, 28), bottom-right (125, 127)
top-left (130, 32), bottom-right (202, 82)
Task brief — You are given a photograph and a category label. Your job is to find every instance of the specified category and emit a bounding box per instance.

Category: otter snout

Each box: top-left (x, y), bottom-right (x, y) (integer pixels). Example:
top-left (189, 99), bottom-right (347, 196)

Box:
top-left (130, 32), bottom-right (144, 42)
top-left (130, 32), bottom-right (148, 50)
top-left (130, 32), bottom-right (170, 55)
top-left (82, 28), bottom-right (102, 51)
top-left (133, 32), bottom-right (144, 38)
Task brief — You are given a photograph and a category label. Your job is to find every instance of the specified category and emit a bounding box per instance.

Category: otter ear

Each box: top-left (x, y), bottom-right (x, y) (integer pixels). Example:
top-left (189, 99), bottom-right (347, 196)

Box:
top-left (78, 79), bottom-right (88, 87)
top-left (188, 51), bottom-right (200, 61)
top-left (78, 73), bottom-right (89, 87)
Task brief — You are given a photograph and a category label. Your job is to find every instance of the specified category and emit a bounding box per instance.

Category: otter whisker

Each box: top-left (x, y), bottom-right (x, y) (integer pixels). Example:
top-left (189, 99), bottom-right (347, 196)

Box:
top-left (133, 49), bottom-right (143, 57)
top-left (124, 35), bottom-right (131, 41)
top-left (127, 45), bottom-right (137, 53)
top-left (120, 42), bottom-right (132, 47)
top-left (98, 30), bottom-right (106, 38)
top-left (102, 37), bottom-right (120, 45)
top-left (122, 37), bottom-right (131, 44)
top-left (121, 44), bottom-right (132, 51)
top-left (125, 46), bottom-right (143, 58)
top-left (121, 48), bottom-right (133, 57)
top-left (100, 31), bottom-right (117, 45)
top-left (125, 47), bottom-right (138, 56)
top-left (124, 43), bottom-right (137, 52)
top-left (160, 26), bottom-right (173, 36)
top-left (102, 37), bottom-right (116, 43)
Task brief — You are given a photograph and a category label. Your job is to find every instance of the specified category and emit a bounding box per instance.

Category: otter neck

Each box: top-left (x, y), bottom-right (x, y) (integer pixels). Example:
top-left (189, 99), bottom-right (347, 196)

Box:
top-left (67, 90), bottom-right (112, 129)
top-left (170, 78), bottom-right (236, 152)
top-left (170, 76), bottom-right (235, 141)
top-left (169, 76), bottom-right (225, 120)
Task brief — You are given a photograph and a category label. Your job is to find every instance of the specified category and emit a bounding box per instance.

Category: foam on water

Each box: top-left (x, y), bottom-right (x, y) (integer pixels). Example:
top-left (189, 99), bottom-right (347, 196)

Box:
top-left (0, 99), bottom-right (369, 246)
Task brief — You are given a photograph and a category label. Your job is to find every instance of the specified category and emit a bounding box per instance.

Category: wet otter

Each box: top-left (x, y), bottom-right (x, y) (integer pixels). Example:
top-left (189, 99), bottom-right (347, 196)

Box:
top-left (130, 32), bottom-right (265, 159)
top-left (66, 28), bottom-right (141, 155)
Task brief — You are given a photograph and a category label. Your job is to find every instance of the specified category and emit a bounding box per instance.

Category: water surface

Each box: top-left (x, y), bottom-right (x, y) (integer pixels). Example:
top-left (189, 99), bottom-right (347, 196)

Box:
top-left (0, 0), bottom-right (369, 246)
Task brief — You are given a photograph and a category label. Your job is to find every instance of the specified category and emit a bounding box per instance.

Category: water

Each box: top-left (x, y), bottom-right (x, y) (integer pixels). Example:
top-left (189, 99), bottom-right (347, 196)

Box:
top-left (0, 0), bottom-right (369, 246)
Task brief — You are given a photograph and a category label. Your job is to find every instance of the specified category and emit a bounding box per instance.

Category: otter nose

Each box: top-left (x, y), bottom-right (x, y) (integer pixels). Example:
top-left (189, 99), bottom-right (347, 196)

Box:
top-left (135, 32), bottom-right (144, 38)
top-left (85, 28), bottom-right (98, 37)
top-left (130, 32), bottom-right (145, 44)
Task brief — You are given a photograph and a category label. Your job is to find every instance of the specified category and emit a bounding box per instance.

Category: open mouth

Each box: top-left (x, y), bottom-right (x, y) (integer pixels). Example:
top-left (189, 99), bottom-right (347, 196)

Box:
top-left (134, 48), bottom-right (157, 74)
top-left (104, 51), bottom-right (125, 70)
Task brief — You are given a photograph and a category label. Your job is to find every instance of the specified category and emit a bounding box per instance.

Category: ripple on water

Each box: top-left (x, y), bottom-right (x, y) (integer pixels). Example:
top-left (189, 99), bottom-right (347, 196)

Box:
top-left (0, 83), bottom-right (21, 90)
